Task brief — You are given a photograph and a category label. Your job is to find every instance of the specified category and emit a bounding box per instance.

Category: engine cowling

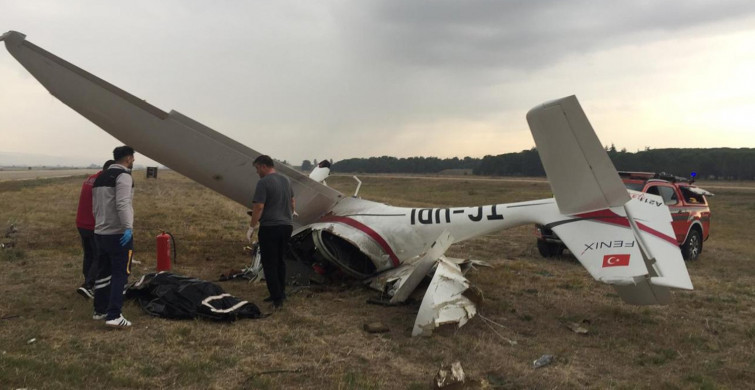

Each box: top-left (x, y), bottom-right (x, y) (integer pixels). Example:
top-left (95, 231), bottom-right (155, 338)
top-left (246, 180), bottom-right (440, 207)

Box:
top-left (290, 224), bottom-right (391, 279)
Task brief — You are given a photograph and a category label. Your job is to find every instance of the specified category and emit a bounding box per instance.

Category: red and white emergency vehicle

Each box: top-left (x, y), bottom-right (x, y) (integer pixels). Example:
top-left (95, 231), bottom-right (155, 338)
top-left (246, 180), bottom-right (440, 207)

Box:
top-left (537, 171), bottom-right (713, 260)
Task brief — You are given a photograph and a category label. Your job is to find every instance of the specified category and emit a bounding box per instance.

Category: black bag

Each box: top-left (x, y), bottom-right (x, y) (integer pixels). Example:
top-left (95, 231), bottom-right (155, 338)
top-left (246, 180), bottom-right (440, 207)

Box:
top-left (126, 272), bottom-right (262, 321)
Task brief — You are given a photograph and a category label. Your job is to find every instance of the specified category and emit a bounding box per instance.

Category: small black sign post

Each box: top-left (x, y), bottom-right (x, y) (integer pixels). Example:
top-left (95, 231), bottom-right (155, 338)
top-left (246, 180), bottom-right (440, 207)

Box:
top-left (146, 166), bottom-right (158, 179)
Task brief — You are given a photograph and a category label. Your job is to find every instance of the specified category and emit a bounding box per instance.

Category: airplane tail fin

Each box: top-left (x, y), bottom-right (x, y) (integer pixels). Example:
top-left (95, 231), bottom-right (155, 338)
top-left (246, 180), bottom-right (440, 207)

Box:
top-left (527, 96), bottom-right (692, 305)
top-left (526, 96), bottom-right (630, 215)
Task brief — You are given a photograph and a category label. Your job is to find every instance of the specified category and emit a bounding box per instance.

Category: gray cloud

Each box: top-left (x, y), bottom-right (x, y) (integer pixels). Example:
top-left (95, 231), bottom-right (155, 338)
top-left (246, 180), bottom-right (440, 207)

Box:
top-left (2, 0), bottom-right (755, 164)
top-left (352, 1), bottom-right (755, 71)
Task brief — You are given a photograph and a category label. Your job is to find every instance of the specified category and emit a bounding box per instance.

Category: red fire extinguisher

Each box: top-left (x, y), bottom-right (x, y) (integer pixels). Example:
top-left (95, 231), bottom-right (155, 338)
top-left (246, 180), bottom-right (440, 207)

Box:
top-left (156, 231), bottom-right (176, 271)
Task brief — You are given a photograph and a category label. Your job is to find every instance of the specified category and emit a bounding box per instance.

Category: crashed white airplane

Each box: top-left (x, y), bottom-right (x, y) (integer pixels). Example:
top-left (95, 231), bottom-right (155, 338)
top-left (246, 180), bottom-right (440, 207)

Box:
top-left (2, 31), bottom-right (693, 336)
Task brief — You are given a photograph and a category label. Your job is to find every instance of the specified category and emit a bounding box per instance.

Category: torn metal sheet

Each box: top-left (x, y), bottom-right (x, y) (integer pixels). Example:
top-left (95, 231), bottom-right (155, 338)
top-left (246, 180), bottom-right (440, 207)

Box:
top-left (366, 260), bottom-right (416, 295)
top-left (366, 254), bottom-right (488, 302)
top-left (444, 256), bottom-right (491, 275)
top-left (366, 231), bottom-right (453, 297)
top-left (434, 361), bottom-right (466, 388)
top-left (533, 354), bottom-right (555, 369)
top-left (565, 322), bottom-right (589, 334)
top-left (390, 230), bottom-right (453, 303)
top-left (412, 258), bottom-right (478, 337)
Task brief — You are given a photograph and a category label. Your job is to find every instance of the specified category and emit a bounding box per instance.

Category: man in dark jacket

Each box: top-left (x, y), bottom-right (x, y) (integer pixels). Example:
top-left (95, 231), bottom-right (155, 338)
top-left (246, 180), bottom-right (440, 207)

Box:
top-left (92, 146), bottom-right (136, 328)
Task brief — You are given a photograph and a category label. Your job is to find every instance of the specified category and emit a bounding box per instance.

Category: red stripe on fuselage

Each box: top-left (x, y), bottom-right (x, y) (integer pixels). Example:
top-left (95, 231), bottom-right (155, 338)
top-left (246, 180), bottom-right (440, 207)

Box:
top-left (575, 209), bottom-right (678, 246)
top-left (319, 215), bottom-right (401, 267)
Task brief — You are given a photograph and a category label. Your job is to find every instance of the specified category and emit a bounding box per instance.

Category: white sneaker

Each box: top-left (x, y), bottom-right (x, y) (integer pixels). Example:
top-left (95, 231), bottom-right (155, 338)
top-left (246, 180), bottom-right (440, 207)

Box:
top-left (105, 315), bottom-right (132, 328)
top-left (93, 312), bottom-right (107, 320)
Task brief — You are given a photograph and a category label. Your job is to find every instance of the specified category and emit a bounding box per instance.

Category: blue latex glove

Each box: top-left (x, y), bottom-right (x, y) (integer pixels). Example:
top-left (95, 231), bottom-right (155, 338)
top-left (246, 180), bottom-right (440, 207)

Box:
top-left (120, 228), bottom-right (133, 247)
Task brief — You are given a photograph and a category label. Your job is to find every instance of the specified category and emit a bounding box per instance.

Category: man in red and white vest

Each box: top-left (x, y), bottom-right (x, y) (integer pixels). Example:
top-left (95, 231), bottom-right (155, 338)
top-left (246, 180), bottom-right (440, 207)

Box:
top-left (75, 159), bottom-right (113, 299)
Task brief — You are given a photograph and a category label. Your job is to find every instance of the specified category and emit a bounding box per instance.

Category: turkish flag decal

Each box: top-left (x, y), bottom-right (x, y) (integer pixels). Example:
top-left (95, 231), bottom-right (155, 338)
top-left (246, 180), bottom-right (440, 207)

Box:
top-left (602, 254), bottom-right (630, 267)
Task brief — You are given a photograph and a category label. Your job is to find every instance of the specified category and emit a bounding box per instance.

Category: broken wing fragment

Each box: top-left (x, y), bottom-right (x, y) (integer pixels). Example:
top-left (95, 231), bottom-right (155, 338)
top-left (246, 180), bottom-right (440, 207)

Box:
top-left (412, 258), bottom-right (479, 337)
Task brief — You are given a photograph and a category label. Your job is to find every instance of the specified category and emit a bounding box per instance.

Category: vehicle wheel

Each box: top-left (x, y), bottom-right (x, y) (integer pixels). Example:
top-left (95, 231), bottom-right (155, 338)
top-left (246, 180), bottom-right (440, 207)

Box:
top-left (681, 229), bottom-right (702, 261)
top-left (554, 244), bottom-right (565, 257)
top-left (537, 240), bottom-right (552, 257)
top-left (537, 240), bottom-right (563, 258)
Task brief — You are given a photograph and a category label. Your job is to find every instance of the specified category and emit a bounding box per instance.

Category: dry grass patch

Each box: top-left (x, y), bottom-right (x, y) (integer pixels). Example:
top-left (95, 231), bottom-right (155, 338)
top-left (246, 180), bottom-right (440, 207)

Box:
top-left (1, 172), bottom-right (754, 389)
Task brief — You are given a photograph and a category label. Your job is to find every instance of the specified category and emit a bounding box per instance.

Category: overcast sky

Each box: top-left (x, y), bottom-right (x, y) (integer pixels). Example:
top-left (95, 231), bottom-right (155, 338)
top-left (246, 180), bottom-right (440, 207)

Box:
top-left (2, 0), bottom-right (754, 167)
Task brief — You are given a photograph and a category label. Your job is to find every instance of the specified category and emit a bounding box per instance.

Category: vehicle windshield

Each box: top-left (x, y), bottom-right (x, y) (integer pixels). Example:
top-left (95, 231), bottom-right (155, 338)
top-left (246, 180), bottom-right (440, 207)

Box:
top-left (624, 182), bottom-right (644, 191)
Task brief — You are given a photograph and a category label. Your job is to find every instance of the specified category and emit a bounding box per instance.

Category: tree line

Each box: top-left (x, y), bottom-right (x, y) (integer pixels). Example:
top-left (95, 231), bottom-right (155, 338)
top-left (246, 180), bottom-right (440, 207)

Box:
top-left (328, 147), bottom-right (755, 180)
top-left (331, 156), bottom-right (478, 174)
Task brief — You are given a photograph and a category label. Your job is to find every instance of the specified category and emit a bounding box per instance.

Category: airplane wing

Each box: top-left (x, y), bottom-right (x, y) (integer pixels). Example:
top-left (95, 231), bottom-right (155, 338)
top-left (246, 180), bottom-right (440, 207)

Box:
top-left (1, 31), bottom-right (343, 226)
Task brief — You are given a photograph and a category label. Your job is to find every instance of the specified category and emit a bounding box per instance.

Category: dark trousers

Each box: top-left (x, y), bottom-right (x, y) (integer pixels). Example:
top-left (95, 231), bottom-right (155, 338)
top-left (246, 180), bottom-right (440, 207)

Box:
top-left (93, 234), bottom-right (133, 320)
top-left (258, 225), bottom-right (293, 302)
top-left (77, 228), bottom-right (99, 289)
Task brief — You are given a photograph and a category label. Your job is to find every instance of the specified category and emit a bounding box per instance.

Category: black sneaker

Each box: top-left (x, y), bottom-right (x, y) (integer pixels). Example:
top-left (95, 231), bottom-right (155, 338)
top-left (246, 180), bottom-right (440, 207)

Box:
top-left (77, 286), bottom-right (94, 300)
top-left (263, 294), bottom-right (286, 303)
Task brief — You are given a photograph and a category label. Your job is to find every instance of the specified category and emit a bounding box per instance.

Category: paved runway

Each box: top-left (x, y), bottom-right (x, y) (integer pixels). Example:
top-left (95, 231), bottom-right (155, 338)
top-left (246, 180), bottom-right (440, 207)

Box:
top-left (0, 169), bottom-right (98, 182)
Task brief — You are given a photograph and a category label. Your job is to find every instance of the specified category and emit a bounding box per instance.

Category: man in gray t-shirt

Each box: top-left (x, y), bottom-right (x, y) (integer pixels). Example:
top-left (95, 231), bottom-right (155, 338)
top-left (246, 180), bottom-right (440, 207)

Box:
top-left (253, 173), bottom-right (293, 226)
top-left (247, 155), bottom-right (295, 308)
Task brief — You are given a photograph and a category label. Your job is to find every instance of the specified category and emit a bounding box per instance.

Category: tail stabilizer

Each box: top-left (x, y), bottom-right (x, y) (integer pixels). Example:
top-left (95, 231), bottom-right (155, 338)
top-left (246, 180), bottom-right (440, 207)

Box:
top-left (547, 191), bottom-right (693, 305)
top-left (526, 96), bottom-right (630, 215)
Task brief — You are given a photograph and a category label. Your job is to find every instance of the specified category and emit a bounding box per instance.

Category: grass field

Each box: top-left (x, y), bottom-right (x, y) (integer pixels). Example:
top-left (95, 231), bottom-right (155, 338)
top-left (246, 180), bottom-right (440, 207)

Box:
top-left (1, 171), bottom-right (754, 389)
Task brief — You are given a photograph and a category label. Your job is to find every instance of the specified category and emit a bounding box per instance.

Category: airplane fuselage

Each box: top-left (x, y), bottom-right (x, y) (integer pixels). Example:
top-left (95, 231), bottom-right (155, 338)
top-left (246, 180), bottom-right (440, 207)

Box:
top-left (296, 196), bottom-right (561, 278)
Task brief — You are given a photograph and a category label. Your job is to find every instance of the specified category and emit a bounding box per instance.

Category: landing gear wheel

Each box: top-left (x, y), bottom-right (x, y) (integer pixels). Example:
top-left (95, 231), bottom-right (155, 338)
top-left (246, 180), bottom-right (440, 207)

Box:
top-left (681, 229), bottom-right (702, 261)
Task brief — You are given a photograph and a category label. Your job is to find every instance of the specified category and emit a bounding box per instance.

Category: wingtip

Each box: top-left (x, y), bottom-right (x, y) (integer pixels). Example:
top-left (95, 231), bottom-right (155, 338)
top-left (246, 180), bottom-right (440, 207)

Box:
top-left (1, 30), bottom-right (26, 43)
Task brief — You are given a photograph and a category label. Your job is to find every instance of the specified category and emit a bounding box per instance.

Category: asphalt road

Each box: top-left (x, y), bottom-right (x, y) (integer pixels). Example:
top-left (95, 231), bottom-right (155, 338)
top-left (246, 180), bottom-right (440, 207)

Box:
top-left (0, 169), bottom-right (99, 182)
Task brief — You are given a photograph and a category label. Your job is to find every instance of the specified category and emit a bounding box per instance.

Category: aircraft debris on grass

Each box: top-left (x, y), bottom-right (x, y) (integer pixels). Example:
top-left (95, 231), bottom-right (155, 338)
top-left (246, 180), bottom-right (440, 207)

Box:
top-left (2, 31), bottom-right (693, 336)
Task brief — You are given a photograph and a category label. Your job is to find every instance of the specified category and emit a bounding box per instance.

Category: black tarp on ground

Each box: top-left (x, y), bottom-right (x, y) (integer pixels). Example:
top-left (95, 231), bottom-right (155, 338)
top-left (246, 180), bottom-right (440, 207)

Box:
top-left (125, 272), bottom-right (262, 321)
